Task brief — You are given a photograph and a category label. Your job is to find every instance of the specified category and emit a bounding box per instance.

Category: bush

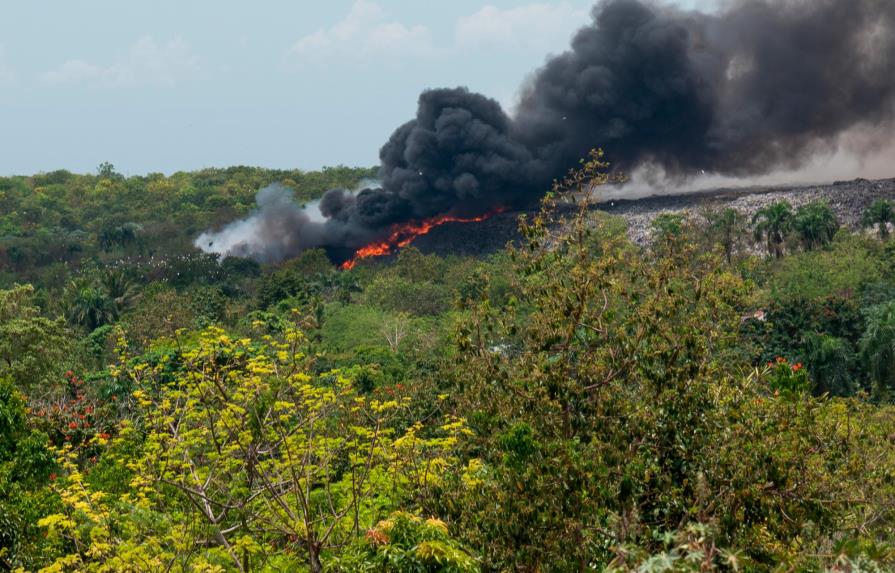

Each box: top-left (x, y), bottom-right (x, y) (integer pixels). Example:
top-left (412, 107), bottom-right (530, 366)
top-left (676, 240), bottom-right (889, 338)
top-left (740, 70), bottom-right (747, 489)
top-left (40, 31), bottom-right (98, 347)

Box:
top-left (364, 274), bottom-right (451, 316)
top-left (333, 512), bottom-right (478, 573)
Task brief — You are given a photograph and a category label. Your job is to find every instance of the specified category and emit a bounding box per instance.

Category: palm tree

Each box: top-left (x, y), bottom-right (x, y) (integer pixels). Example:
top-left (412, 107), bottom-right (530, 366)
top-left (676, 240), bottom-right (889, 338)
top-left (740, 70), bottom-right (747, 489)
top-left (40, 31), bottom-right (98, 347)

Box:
top-left (752, 201), bottom-right (793, 259)
top-left (64, 280), bottom-right (117, 331)
top-left (862, 199), bottom-right (894, 240)
top-left (101, 270), bottom-right (140, 313)
top-left (793, 201), bottom-right (839, 251)
top-left (802, 332), bottom-right (855, 396)
top-left (99, 222), bottom-right (143, 252)
top-left (860, 301), bottom-right (895, 398)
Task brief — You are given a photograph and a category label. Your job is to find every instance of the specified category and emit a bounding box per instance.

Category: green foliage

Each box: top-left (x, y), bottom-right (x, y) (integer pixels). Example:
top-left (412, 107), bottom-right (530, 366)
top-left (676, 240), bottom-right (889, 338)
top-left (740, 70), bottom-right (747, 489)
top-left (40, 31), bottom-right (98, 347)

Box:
top-left (365, 274), bottom-right (451, 316)
top-left (0, 284), bottom-right (72, 392)
top-left (442, 156), bottom-right (755, 570)
top-left (98, 221), bottom-right (143, 252)
top-left (766, 356), bottom-right (810, 396)
top-left (120, 286), bottom-right (196, 348)
top-left (860, 301), bottom-right (895, 398)
top-left (497, 423), bottom-right (537, 469)
top-left (606, 524), bottom-right (741, 572)
top-left (256, 249), bottom-right (338, 309)
top-left (0, 377), bottom-right (56, 570)
top-left (437, 159), bottom-right (895, 571)
top-left (767, 234), bottom-right (882, 304)
top-left (64, 279), bottom-right (117, 330)
top-left (3, 159), bottom-right (895, 571)
top-left (753, 201), bottom-right (793, 258)
top-left (323, 303), bottom-right (395, 353)
top-left (703, 207), bottom-right (746, 263)
top-left (749, 235), bottom-right (880, 393)
top-left (651, 212), bottom-right (686, 243)
top-left (188, 284), bottom-right (229, 327)
top-left (793, 201), bottom-right (839, 250)
top-left (392, 247), bottom-right (447, 282)
top-left (96, 162), bottom-right (119, 179)
top-left (34, 324), bottom-right (468, 572)
top-left (863, 199), bottom-right (894, 239)
top-left (61, 270), bottom-right (140, 332)
top-left (0, 165), bottom-right (375, 283)
top-left (333, 512), bottom-right (479, 572)
top-left (802, 332), bottom-right (856, 396)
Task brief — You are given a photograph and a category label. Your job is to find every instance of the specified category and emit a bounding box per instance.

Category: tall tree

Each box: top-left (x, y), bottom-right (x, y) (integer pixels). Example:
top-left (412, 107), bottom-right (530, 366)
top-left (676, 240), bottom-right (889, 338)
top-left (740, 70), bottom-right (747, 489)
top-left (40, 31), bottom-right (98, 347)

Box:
top-left (793, 201), bottom-right (839, 251)
top-left (444, 154), bottom-right (752, 570)
top-left (0, 285), bottom-right (71, 392)
top-left (704, 207), bottom-right (746, 263)
top-left (0, 377), bottom-right (55, 570)
top-left (860, 301), bottom-right (895, 398)
top-left (862, 199), bottom-right (894, 240)
top-left (753, 201), bottom-right (794, 259)
top-left (100, 270), bottom-right (140, 313)
top-left (123, 326), bottom-right (465, 572)
top-left (802, 332), bottom-right (855, 396)
top-left (63, 280), bottom-right (116, 331)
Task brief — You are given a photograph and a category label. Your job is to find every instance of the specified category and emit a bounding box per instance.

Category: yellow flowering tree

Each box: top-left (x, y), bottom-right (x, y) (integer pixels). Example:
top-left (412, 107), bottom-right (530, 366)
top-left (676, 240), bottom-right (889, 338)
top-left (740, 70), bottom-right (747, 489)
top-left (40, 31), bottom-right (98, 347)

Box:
top-left (38, 322), bottom-right (469, 572)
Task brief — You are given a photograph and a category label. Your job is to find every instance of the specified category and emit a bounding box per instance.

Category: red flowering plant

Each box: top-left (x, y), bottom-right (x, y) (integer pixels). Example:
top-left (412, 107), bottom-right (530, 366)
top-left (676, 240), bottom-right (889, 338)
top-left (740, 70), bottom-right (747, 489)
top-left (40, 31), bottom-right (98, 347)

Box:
top-left (28, 370), bottom-right (115, 466)
top-left (765, 356), bottom-right (811, 397)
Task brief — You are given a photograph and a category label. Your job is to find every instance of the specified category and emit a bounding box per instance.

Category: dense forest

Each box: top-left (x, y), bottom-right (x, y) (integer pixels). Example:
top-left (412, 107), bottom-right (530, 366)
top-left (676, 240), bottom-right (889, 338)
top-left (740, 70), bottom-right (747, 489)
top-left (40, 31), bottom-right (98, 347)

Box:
top-left (2, 159), bottom-right (895, 572)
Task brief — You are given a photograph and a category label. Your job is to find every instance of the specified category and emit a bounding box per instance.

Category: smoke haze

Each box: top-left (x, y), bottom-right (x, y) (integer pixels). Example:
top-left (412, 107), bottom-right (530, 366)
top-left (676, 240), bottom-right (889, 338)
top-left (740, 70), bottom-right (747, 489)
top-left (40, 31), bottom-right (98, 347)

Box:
top-left (199, 0), bottom-right (895, 263)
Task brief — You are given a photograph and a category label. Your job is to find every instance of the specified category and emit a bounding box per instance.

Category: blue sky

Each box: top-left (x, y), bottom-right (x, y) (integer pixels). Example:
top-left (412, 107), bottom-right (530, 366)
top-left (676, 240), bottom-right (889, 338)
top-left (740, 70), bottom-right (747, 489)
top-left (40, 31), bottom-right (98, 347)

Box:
top-left (0, 0), bottom-right (713, 176)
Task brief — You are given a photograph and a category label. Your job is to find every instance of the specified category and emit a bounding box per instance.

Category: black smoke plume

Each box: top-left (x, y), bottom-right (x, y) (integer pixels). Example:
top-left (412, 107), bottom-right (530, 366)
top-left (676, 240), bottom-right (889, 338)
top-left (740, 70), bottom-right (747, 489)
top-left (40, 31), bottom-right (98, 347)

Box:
top-left (199, 0), bottom-right (895, 263)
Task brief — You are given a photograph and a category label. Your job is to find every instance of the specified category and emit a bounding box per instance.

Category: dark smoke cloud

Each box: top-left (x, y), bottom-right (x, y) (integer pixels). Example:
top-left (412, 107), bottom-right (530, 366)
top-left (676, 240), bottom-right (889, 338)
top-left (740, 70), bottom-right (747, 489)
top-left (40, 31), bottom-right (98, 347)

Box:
top-left (199, 0), bottom-right (895, 263)
top-left (516, 0), bottom-right (895, 176)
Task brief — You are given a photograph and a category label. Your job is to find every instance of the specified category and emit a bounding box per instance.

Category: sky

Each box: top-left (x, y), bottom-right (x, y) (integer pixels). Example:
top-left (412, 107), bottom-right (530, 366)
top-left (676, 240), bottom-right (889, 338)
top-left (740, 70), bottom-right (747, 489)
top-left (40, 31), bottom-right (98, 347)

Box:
top-left (0, 0), bottom-right (715, 176)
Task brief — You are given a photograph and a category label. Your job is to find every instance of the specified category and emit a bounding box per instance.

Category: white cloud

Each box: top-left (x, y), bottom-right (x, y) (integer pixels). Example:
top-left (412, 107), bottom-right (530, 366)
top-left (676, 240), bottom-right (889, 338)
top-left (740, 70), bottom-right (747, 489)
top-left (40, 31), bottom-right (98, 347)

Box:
top-left (0, 44), bottom-right (16, 85)
top-left (42, 36), bottom-right (199, 87)
top-left (289, 0), bottom-right (433, 63)
top-left (456, 3), bottom-right (589, 53)
top-left (41, 59), bottom-right (103, 85)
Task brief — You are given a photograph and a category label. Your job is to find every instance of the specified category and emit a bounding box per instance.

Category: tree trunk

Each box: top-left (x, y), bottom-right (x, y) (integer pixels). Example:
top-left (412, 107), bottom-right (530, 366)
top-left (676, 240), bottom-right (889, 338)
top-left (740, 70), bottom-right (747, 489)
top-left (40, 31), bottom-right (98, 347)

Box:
top-left (308, 544), bottom-right (323, 573)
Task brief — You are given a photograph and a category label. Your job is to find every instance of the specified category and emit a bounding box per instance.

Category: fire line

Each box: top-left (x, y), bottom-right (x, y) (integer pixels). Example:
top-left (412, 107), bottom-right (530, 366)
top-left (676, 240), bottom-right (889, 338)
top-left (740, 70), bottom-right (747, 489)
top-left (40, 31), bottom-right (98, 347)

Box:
top-left (340, 208), bottom-right (505, 270)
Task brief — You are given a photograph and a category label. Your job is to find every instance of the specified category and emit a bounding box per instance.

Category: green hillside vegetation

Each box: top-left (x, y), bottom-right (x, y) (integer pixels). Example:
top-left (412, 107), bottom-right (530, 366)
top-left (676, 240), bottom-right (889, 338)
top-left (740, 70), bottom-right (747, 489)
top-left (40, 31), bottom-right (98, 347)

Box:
top-left (1, 159), bottom-right (894, 572)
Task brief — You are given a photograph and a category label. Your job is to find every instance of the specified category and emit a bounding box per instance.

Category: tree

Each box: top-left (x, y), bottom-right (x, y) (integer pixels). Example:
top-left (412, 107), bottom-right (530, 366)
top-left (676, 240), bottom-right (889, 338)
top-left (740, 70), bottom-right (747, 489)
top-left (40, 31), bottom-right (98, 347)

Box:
top-left (64, 280), bottom-right (117, 331)
top-left (99, 222), bottom-right (143, 252)
top-left (63, 272), bottom-right (140, 332)
top-left (119, 325), bottom-right (466, 572)
top-left (801, 332), bottom-right (855, 396)
top-left (793, 201), bottom-right (839, 251)
top-left (381, 312), bottom-right (411, 352)
top-left (100, 270), bottom-right (140, 313)
top-left (96, 162), bottom-right (119, 179)
top-left (442, 153), bottom-right (753, 569)
top-left (704, 207), bottom-right (745, 264)
top-left (649, 213), bottom-right (686, 258)
top-left (0, 377), bottom-right (56, 570)
top-left (753, 201), bottom-right (793, 258)
top-left (0, 285), bottom-right (71, 393)
top-left (862, 199), bottom-right (894, 240)
top-left (860, 301), bottom-right (895, 398)
top-left (393, 247), bottom-right (446, 283)
top-left (364, 274), bottom-right (451, 316)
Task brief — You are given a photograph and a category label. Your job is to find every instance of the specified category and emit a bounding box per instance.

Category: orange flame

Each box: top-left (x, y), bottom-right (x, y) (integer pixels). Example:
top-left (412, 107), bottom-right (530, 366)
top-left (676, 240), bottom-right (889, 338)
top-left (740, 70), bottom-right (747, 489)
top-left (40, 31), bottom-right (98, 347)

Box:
top-left (340, 209), bottom-right (504, 270)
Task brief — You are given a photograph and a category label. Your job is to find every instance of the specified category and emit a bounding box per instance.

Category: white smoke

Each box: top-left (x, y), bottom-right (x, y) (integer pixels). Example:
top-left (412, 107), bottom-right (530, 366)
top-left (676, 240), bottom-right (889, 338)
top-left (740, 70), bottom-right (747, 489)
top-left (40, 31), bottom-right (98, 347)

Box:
top-left (604, 130), bottom-right (895, 201)
top-left (196, 180), bottom-right (382, 262)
